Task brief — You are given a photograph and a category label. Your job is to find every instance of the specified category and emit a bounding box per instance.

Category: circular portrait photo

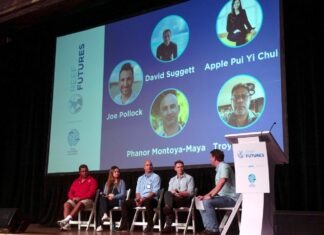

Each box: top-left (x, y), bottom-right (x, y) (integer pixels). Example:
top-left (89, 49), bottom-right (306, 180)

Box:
top-left (108, 60), bottom-right (143, 105)
top-left (216, 0), bottom-right (263, 47)
top-left (217, 75), bottom-right (265, 128)
top-left (151, 15), bottom-right (189, 62)
top-left (150, 89), bottom-right (189, 138)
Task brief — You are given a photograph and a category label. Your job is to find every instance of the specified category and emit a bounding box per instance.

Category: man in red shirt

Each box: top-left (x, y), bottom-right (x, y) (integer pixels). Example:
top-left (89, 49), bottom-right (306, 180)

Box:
top-left (57, 164), bottom-right (98, 231)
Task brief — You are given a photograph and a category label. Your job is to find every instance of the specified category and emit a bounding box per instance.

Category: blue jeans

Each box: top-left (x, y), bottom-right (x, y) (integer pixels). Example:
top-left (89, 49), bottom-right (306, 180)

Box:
top-left (199, 196), bottom-right (236, 232)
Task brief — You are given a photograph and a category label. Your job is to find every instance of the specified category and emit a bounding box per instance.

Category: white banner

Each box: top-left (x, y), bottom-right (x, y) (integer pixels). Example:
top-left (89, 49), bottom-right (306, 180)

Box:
top-left (233, 141), bottom-right (269, 193)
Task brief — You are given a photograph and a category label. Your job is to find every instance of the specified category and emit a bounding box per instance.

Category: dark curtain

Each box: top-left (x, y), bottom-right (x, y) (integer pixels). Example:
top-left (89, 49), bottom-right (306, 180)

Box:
top-left (274, 0), bottom-right (324, 211)
top-left (1, 0), bottom-right (324, 226)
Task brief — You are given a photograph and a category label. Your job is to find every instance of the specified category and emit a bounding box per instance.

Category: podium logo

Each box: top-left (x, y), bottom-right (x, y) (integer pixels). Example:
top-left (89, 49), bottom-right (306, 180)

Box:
top-left (248, 173), bottom-right (256, 183)
top-left (237, 151), bottom-right (244, 158)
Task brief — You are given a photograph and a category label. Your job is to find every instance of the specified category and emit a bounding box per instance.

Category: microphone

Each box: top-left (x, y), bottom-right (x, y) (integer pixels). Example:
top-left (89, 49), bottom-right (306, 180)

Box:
top-left (269, 122), bottom-right (277, 133)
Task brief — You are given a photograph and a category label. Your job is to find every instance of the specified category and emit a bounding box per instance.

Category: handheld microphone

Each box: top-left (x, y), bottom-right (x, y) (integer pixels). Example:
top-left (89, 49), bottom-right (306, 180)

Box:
top-left (269, 122), bottom-right (277, 133)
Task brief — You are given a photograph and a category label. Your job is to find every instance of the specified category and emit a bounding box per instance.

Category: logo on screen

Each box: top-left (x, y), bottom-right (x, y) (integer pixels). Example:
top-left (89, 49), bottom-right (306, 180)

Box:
top-left (68, 129), bottom-right (80, 147)
top-left (69, 94), bottom-right (83, 114)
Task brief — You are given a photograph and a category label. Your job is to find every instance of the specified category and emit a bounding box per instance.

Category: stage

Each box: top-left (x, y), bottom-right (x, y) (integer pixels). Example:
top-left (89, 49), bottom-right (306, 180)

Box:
top-left (2, 211), bottom-right (324, 235)
top-left (1, 223), bottom-right (239, 235)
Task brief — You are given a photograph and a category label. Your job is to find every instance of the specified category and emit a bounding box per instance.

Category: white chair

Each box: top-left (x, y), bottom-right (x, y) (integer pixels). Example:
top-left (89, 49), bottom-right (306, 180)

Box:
top-left (69, 189), bottom-right (100, 231)
top-left (130, 188), bottom-right (164, 232)
top-left (171, 188), bottom-right (197, 234)
top-left (102, 188), bottom-right (131, 230)
top-left (214, 194), bottom-right (242, 235)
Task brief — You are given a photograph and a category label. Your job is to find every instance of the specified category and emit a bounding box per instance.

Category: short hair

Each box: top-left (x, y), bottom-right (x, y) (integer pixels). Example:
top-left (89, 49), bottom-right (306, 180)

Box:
top-left (79, 164), bottom-right (88, 171)
top-left (231, 82), bottom-right (255, 96)
top-left (151, 89), bottom-right (177, 116)
top-left (119, 62), bottom-right (134, 79)
top-left (174, 160), bottom-right (184, 166)
top-left (210, 149), bottom-right (224, 161)
top-left (163, 29), bottom-right (171, 36)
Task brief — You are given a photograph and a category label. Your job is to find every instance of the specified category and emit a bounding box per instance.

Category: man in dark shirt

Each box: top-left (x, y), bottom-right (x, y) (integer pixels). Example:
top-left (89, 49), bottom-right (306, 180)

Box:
top-left (156, 29), bottom-right (177, 61)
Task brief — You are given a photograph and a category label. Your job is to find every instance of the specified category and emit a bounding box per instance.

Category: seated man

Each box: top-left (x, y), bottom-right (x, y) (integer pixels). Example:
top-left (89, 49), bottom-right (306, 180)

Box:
top-left (57, 164), bottom-right (98, 231)
top-left (117, 160), bottom-right (161, 233)
top-left (197, 149), bottom-right (239, 235)
top-left (162, 160), bottom-right (195, 233)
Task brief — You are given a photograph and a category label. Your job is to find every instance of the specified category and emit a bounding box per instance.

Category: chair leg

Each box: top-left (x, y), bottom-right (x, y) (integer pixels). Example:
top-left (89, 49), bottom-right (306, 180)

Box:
top-left (220, 210), bottom-right (238, 235)
top-left (183, 210), bottom-right (192, 235)
top-left (109, 210), bottom-right (114, 230)
top-left (86, 211), bottom-right (93, 231)
top-left (192, 210), bottom-right (196, 234)
top-left (78, 211), bottom-right (81, 230)
top-left (142, 210), bottom-right (146, 231)
top-left (237, 211), bottom-right (241, 231)
top-left (174, 211), bottom-right (179, 232)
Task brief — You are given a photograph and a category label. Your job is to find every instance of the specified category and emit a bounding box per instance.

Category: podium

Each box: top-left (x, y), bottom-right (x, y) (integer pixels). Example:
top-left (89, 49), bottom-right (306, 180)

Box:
top-left (225, 131), bottom-right (287, 235)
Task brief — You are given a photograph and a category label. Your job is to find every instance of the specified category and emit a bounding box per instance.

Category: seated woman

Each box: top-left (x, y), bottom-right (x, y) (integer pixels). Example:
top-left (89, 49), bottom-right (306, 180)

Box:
top-left (226, 0), bottom-right (255, 46)
top-left (96, 166), bottom-right (126, 232)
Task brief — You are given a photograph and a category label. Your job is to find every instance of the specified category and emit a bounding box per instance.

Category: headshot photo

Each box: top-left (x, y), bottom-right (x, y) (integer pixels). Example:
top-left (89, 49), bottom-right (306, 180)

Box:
top-left (108, 60), bottom-right (143, 105)
top-left (217, 75), bottom-right (265, 128)
top-left (150, 89), bottom-right (189, 138)
top-left (151, 15), bottom-right (189, 62)
top-left (216, 0), bottom-right (263, 47)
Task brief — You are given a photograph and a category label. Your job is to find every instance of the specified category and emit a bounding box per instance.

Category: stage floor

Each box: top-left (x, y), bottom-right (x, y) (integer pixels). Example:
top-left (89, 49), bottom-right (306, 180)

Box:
top-left (2, 224), bottom-right (240, 235)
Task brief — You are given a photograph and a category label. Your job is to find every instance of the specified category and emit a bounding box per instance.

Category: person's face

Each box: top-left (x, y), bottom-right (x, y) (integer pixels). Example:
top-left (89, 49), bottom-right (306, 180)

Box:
top-left (163, 31), bottom-right (171, 46)
top-left (233, 0), bottom-right (241, 10)
top-left (144, 160), bottom-right (153, 174)
top-left (112, 168), bottom-right (120, 179)
top-left (174, 163), bottom-right (184, 176)
top-left (209, 155), bottom-right (218, 167)
top-left (231, 87), bottom-right (251, 116)
top-left (119, 70), bottom-right (134, 97)
top-left (159, 93), bottom-right (180, 128)
top-left (79, 167), bottom-right (89, 179)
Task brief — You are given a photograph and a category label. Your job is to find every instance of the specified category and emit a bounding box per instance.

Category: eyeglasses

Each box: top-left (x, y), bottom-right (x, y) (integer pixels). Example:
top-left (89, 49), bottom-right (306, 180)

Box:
top-left (232, 94), bottom-right (250, 101)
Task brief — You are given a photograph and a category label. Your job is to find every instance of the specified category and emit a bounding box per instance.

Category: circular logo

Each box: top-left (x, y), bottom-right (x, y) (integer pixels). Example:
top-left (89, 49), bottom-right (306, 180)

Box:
top-left (69, 94), bottom-right (83, 114)
top-left (68, 129), bottom-right (80, 147)
top-left (248, 173), bottom-right (256, 183)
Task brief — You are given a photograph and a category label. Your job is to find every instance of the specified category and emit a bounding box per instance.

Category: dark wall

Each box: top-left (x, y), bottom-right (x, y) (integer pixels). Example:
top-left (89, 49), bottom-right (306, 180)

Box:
top-left (1, 0), bottom-right (324, 225)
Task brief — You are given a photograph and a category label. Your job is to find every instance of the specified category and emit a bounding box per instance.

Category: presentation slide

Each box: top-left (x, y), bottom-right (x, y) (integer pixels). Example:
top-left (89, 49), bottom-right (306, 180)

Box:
top-left (47, 0), bottom-right (284, 173)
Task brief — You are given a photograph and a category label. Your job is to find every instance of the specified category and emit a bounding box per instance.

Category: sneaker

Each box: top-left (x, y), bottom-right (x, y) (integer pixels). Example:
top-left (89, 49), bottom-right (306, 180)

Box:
top-left (116, 224), bottom-right (129, 232)
top-left (57, 219), bottom-right (67, 228)
top-left (96, 225), bottom-right (103, 232)
top-left (101, 213), bottom-right (110, 221)
top-left (61, 223), bottom-right (71, 231)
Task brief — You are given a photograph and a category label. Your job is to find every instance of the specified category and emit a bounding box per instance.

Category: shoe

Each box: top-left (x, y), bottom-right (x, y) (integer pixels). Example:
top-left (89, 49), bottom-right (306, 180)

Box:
top-left (101, 213), bottom-right (109, 221)
top-left (161, 225), bottom-right (173, 233)
top-left (57, 219), bottom-right (68, 228)
top-left (143, 225), bottom-right (153, 233)
top-left (61, 223), bottom-right (71, 231)
top-left (116, 224), bottom-right (129, 232)
top-left (96, 225), bottom-right (103, 232)
top-left (201, 229), bottom-right (220, 235)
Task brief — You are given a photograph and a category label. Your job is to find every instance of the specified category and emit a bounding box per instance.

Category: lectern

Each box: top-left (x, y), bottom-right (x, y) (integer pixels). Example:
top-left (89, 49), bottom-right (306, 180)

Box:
top-left (225, 131), bottom-right (287, 235)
